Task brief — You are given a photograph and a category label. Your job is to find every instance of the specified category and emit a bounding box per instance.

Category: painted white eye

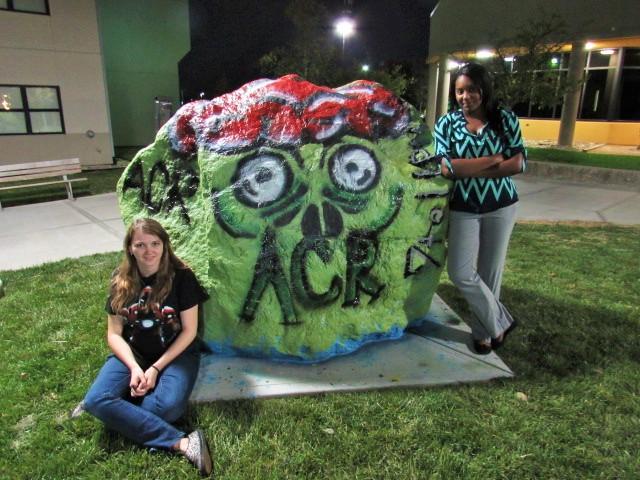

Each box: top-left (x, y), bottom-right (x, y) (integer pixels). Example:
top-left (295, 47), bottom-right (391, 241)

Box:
top-left (329, 147), bottom-right (380, 193)
top-left (141, 319), bottom-right (155, 329)
top-left (234, 154), bottom-right (291, 207)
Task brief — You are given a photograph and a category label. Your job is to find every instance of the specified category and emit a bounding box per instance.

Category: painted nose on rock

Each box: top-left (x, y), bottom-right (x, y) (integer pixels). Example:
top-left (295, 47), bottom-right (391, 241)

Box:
top-left (301, 203), bottom-right (343, 237)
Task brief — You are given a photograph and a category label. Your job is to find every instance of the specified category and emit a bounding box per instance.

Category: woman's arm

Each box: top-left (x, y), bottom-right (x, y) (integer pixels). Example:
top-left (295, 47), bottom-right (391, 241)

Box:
top-left (440, 154), bottom-right (504, 179)
top-left (142, 305), bottom-right (199, 389)
top-left (107, 314), bottom-right (147, 396)
top-left (474, 152), bottom-right (524, 178)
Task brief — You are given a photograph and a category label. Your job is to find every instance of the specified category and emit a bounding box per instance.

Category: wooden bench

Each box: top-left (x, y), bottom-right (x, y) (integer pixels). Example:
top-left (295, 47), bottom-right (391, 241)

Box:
top-left (0, 158), bottom-right (87, 210)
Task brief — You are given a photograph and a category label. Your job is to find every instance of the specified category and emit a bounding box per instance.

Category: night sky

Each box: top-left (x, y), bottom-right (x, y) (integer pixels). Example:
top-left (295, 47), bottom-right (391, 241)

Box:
top-left (180, 0), bottom-right (437, 101)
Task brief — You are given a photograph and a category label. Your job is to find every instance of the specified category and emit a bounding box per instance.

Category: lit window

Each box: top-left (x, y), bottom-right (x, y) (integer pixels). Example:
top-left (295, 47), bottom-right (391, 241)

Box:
top-left (0, 0), bottom-right (49, 15)
top-left (0, 85), bottom-right (65, 135)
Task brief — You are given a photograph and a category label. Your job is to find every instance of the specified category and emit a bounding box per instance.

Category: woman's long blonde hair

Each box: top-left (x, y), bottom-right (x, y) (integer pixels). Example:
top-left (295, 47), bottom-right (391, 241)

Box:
top-left (110, 218), bottom-right (187, 313)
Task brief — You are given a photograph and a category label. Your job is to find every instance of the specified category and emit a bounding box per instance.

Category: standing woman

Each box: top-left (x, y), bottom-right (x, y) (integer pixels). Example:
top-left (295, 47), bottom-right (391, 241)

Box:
top-left (84, 218), bottom-right (213, 477)
top-left (434, 62), bottom-right (525, 354)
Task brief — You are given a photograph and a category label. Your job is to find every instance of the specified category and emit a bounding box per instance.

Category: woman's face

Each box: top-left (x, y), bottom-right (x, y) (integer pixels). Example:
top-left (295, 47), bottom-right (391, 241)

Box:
top-left (454, 75), bottom-right (483, 115)
top-left (129, 229), bottom-right (164, 275)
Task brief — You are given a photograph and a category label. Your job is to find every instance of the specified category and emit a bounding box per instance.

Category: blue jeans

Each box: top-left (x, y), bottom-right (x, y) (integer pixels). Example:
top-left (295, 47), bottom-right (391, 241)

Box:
top-left (84, 346), bottom-right (200, 449)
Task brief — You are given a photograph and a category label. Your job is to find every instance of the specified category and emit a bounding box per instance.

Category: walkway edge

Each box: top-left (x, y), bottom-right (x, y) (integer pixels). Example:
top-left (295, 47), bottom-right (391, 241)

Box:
top-left (525, 160), bottom-right (640, 189)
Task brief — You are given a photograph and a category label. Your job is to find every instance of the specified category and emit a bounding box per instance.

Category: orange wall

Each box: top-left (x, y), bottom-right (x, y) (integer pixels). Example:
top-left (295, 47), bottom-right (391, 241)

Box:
top-left (521, 118), bottom-right (640, 145)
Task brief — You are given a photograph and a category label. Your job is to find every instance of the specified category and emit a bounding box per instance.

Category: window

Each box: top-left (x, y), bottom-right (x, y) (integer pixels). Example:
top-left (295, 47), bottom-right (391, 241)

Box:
top-left (0, 0), bottom-right (49, 14)
top-left (619, 70), bottom-right (640, 120)
top-left (620, 48), bottom-right (640, 120)
top-left (488, 47), bottom-right (639, 121)
top-left (580, 70), bottom-right (609, 119)
top-left (0, 85), bottom-right (65, 135)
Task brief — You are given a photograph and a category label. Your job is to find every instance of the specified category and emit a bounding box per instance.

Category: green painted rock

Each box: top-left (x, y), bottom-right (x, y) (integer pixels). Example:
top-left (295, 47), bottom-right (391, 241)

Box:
top-left (117, 75), bottom-right (450, 362)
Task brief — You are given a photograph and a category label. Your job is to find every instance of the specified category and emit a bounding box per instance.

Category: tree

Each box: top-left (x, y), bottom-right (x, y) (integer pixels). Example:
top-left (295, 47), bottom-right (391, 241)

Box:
top-left (258, 0), bottom-right (349, 86)
top-left (258, 0), bottom-right (417, 98)
top-left (365, 63), bottom-right (414, 99)
top-left (481, 14), bottom-right (575, 112)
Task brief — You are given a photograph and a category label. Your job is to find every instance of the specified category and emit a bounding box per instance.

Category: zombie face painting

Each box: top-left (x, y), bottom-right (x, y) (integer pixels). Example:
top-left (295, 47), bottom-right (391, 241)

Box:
top-left (118, 74), bottom-right (450, 362)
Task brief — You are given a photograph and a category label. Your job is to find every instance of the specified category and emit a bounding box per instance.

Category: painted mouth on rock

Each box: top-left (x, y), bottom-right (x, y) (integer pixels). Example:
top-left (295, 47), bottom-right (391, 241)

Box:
top-left (210, 189), bottom-right (260, 239)
top-left (261, 183), bottom-right (309, 228)
top-left (321, 187), bottom-right (370, 214)
top-left (260, 183), bottom-right (308, 219)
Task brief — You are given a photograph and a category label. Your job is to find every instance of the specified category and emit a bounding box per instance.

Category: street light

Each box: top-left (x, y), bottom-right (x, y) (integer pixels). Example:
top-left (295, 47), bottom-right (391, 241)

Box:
top-left (361, 64), bottom-right (370, 72)
top-left (334, 16), bottom-right (355, 54)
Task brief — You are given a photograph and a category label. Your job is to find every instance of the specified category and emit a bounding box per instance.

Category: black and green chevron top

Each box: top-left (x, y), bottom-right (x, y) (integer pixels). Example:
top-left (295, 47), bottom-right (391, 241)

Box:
top-left (434, 109), bottom-right (526, 214)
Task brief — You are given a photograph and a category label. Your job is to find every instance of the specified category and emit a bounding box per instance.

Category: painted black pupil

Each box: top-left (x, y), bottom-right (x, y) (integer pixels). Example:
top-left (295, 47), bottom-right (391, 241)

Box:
top-left (242, 179), bottom-right (257, 196)
top-left (344, 161), bottom-right (373, 187)
top-left (357, 170), bottom-right (371, 186)
top-left (255, 167), bottom-right (273, 184)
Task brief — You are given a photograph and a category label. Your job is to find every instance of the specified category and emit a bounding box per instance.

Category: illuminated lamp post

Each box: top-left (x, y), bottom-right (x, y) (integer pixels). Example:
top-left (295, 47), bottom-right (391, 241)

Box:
top-left (334, 16), bottom-right (355, 55)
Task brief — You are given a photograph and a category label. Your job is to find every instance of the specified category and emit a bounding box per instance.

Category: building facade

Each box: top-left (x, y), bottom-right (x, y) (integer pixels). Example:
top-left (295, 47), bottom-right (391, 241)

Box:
top-left (0, 0), bottom-right (189, 168)
top-left (0, 0), bottom-right (113, 166)
top-left (96, 0), bottom-right (189, 148)
top-left (427, 0), bottom-right (640, 146)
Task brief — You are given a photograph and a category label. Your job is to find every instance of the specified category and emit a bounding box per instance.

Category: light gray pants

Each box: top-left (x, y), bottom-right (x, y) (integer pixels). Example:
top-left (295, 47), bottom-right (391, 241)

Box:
top-left (447, 204), bottom-right (517, 342)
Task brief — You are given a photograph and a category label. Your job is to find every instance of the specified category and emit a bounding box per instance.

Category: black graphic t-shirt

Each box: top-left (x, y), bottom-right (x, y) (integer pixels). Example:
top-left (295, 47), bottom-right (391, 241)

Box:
top-left (106, 268), bottom-right (209, 364)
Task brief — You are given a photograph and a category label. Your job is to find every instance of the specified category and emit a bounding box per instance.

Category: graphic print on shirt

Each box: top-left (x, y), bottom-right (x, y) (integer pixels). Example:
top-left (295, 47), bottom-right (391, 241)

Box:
top-left (118, 285), bottom-right (181, 358)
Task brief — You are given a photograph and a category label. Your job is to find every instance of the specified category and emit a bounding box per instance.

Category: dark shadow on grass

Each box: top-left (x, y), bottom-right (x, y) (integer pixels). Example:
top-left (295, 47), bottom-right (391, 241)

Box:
top-left (438, 284), bottom-right (640, 379)
top-left (98, 427), bottom-right (137, 453)
top-left (204, 399), bottom-right (259, 431)
top-left (98, 413), bottom-right (198, 454)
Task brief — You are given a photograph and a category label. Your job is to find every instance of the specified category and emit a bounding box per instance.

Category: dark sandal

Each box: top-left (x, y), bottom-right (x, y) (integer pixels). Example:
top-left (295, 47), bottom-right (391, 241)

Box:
top-left (492, 319), bottom-right (519, 350)
top-left (473, 339), bottom-right (492, 355)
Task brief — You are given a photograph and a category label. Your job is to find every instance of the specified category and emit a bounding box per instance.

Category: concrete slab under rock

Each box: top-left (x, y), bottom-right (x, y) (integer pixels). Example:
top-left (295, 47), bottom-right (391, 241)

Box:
top-left (190, 295), bottom-right (513, 402)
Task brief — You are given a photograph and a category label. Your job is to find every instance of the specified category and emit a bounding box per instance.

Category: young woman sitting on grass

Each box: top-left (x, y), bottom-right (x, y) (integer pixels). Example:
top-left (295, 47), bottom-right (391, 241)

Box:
top-left (83, 218), bottom-right (213, 477)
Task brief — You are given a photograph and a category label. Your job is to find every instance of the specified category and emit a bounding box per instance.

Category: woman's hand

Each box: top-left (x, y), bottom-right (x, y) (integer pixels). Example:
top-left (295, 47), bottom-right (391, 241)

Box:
top-left (475, 152), bottom-right (525, 178)
top-left (440, 158), bottom-right (454, 178)
top-left (445, 153), bottom-right (504, 179)
top-left (129, 365), bottom-right (149, 397)
top-left (144, 366), bottom-right (159, 391)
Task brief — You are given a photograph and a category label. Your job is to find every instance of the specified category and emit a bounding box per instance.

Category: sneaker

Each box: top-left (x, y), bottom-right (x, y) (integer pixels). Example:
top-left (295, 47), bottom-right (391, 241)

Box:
top-left (69, 401), bottom-right (85, 419)
top-left (183, 429), bottom-right (213, 477)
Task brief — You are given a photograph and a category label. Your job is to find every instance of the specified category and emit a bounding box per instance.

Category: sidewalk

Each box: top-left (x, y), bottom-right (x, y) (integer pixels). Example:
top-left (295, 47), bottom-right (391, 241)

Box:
top-left (0, 193), bottom-right (124, 271)
top-left (516, 175), bottom-right (640, 224)
top-left (1, 176), bottom-right (639, 272)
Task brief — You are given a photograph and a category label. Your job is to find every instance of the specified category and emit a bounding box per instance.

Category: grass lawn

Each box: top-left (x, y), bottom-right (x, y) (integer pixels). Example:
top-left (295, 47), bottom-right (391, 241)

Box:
top-left (527, 147), bottom-right (640, 171)
top-left (0, 224), bottom-right (639, 479)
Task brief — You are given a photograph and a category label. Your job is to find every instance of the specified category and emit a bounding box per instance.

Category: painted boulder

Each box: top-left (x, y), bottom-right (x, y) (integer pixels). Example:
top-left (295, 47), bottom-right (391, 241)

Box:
top-left (117, 74), bottom-right (450, 362)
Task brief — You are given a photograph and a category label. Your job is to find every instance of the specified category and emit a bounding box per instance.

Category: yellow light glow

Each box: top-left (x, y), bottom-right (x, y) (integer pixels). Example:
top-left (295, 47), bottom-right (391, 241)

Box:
top-left (475, 49), bottom-right (494, 59)
top-left (585, 42), bottom-right (595, 50)
top-left (1, 94), bottom-right (11, 111)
